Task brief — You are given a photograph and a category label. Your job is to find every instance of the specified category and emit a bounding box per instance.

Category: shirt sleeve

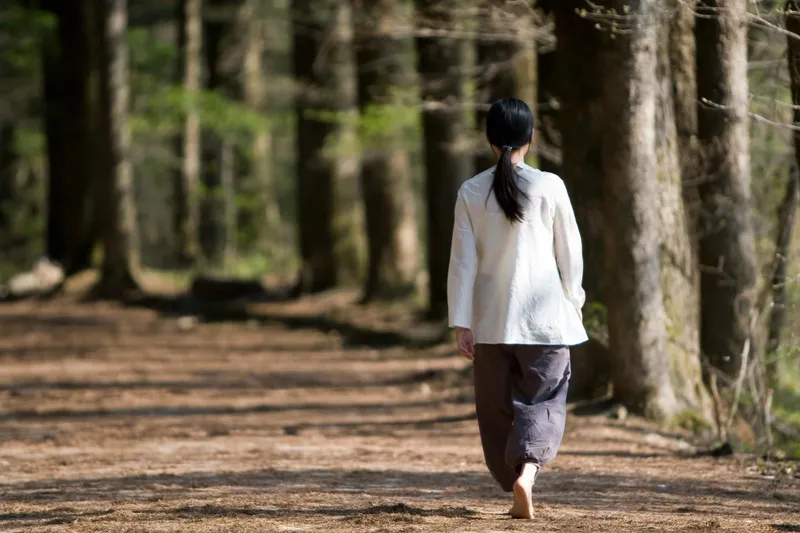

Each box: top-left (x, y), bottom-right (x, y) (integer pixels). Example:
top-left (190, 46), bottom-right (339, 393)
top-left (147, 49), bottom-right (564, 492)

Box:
top-left (553, 178), bottom-right (586, 313)
top-left (447, 189), bottom-right (478, 329)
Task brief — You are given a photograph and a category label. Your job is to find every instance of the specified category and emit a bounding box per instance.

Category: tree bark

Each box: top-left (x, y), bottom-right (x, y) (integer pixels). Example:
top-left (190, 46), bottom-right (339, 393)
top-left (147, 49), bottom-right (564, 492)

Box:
top-left (769, 1), bottom-right (800, 375)
top-left (415, 0), bottom-right (472, 318)
top-left (695, 0), bottom-right (758, 377)
top-left (602, 0), bottom-right (680, 419)
top-left (174, 0), bottom-right (202, 267)
top-left (553, 0), bottom-right (606, 305)
top-left (293, 0), bottom-right (359, 293)
top-left (537, 36), bottom-right (560, 175)
top-left (475, 0), bottom-right (536, 172)
top-left (670, 0), bottom-right (698, 187)
top-left (42, 0), bottom-right (96, 274)
top-left (657, 3), bottom-right (713, 419)
top-left (354, 0), bottom-right (419, 300)
top-left (93, 0), bottom-right (141, 297)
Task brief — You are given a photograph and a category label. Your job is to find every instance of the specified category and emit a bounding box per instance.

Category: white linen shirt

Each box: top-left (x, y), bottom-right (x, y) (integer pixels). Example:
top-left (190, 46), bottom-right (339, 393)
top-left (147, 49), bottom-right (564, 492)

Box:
top-left (447, 162), bottom-right (589, 346)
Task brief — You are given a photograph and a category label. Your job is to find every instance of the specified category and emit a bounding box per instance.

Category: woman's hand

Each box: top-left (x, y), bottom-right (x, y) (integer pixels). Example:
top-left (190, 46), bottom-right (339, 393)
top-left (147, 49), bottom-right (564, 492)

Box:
top-left (456, 327), bottom-right (475, 361)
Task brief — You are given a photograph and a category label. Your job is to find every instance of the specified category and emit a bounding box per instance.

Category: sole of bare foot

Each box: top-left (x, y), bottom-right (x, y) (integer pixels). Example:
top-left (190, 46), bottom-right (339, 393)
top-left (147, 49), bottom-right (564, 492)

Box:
top-left (509, 478), bottom-right (534, 519)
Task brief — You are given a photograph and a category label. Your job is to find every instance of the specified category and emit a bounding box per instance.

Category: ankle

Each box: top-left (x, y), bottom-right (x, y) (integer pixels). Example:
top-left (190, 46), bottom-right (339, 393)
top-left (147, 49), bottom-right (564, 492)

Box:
top-left (519, 462), bottom-right (538, 480)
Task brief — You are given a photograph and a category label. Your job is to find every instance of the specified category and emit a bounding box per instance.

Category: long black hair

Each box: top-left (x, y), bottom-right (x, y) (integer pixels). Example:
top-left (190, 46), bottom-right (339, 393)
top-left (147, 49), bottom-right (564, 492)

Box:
top-left (486, 98), bottom-right (534, 223)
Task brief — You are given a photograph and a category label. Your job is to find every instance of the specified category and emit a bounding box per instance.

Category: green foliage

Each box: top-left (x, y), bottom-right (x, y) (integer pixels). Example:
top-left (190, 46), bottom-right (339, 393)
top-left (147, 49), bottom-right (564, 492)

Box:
top-left (129, 21), bottom-right (270, 142)
top-left (13, 126), bottom-right (45, 159)
top-left (0, 7), bottom-right (53, 72)
top-left (773, 352), bottom-right (800, 458)
top-left (674, 409), bottom-right (713, 433)
top-left (128, 27), bottom-right (176, 81)
top-left (0, 122), bottom-right (46, 279)
top-left (357, 100), bottom-right (420, 148)
top-left (200, 250), bottom-right (298, 281)
top-left (582, 301), bottom-right (608, 338)
top-left (304, 88), bottom-right (422, 158)
top-left (132, 87), bottom-right (270, 139)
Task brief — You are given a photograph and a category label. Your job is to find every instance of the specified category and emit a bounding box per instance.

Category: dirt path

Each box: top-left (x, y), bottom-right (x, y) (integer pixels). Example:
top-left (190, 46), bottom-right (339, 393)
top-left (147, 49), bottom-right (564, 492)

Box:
top-left (1, 298), bottom-right (798, 532)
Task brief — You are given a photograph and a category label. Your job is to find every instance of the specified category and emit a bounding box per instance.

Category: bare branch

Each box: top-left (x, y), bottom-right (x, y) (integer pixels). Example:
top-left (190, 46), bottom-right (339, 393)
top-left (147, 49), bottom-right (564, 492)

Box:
top-left (700, 97), bottom-right (800, 130)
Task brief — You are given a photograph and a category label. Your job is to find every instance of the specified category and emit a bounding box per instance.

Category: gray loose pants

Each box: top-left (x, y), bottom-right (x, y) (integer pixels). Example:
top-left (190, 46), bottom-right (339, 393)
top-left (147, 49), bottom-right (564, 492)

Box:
top-left (473, 344), bottom-right (571, 492)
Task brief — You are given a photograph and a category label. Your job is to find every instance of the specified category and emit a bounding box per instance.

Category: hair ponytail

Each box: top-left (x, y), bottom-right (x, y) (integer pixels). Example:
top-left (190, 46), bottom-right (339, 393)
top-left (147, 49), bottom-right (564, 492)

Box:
top-left (485, 99), bottom-right (534, 223)
top-left (492, 146), bottom-right (526, 222)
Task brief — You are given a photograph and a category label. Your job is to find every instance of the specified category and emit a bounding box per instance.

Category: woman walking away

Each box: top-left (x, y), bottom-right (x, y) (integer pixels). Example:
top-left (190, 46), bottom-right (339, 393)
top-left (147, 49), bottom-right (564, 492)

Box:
top-left (447, 98), bottom-right (588, 520)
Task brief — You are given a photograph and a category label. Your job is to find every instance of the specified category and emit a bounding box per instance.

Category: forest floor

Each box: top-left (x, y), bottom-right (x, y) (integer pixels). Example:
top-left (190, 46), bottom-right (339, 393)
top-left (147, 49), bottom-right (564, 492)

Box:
top-left (1, 285), bottom-right (799, 533)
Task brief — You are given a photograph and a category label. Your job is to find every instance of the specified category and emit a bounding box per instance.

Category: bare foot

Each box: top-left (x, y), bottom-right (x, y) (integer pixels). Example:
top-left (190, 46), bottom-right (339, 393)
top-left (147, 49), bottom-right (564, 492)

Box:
top-left (509, 463), bottom-right (537, 520)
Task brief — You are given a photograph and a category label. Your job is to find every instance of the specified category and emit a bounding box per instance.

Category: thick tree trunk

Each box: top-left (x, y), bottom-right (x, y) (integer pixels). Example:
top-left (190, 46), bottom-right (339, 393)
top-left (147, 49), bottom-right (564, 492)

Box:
top-left (656, 4), bottom-right (713, 419)
top-left (602, 0), bottom-right (681, 420)
top-left (475, 0), bottom-right (536, 171)
top-left (293, 0), bottom-right (358, 293)
top-left (553, 0), bottom-right (606, 305)
top-left (174, 0), bottom-right (202, 267)
top-left (354, 0), bottom-right (419, 300)
top-left (93, 0), bottom-right (141, 297)
top-left (769, 1), bottom-right (800, 374)
top-left (695, 0), bottom-right (758, 377)
top-left (415, 0), bottom-right (472, 318)
top-left (536, 39), bottom-right (560, 175)
top-left (42, 0), bottom-right (96, 274)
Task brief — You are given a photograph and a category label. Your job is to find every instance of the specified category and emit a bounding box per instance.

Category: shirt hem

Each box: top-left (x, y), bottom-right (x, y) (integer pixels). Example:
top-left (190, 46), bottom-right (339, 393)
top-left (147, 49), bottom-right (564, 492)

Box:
top-left (473, 335), bottom-right (589, 347)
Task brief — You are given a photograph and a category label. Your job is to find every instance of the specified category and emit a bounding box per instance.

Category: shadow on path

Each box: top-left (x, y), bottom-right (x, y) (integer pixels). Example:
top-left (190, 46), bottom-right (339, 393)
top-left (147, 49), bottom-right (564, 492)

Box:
top-left (125, 290), bottom-right (447, 350)
top-left (3, 467), bottom-right (794, 516)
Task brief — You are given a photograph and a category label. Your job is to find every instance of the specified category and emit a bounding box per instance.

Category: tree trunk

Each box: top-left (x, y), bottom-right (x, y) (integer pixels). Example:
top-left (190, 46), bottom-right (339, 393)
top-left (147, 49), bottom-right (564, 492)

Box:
top-left (242, 12), bottom-right (281, 255)
top-left (200, 1), bottom-right (233, 267)
top-left (354, 0), bottom-right (419, 300)
top-left (200, 0), bottom-right (260, 269)
top-left (0, 124), bottom-right (16, 239)
top-left (0, 50), bottom-right (20, 257)
top-left (329, 7), bottom-right (364, 286)
top-left (553, 0), bottom-right (606, 305)
top-left (475, 0), bottom-right (536, 171)
top-left (537, 37), bottom-right (560, 175)
top-left (769, 1), bottom-right (800, 375)
top-left (174, 0), bottom-right (202, 267)
top-left (93, 0), bottom-right (141, 297)
top-left (602, 0), bottom-right (681, 420)
top-left (670, 0), bottom-right (698, 188)
top-left (0, 122), bottom-right (41, 270)
top-left (293, 0), bottom-right (358, 293)
top-left (220, 134), bottom-right (237, 267)
top-left (415, 0), bottom-right (472, 318)
top-left (695, 0), bottom-right (758, 377)
top-left (766, 165), bottom-right (799, 365)
top-left (42, 0), bottom-right (96, 274)
top-left (656, 3), bottom-right (713, 419)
